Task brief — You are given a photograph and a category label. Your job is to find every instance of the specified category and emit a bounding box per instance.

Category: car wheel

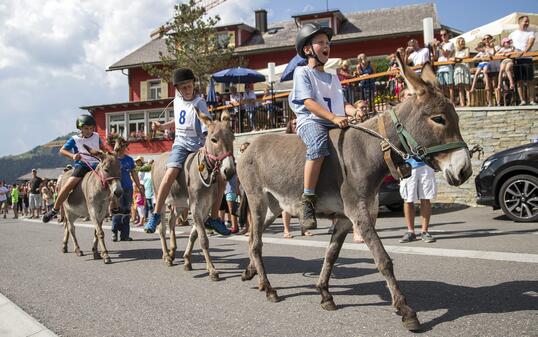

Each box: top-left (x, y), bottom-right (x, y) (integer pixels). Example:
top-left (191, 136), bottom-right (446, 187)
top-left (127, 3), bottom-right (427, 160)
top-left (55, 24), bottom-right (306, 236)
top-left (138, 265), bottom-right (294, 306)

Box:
top-left (499, 174), bottom-right (538, 222)
top-left (386, 203), bottom-right (403, 212)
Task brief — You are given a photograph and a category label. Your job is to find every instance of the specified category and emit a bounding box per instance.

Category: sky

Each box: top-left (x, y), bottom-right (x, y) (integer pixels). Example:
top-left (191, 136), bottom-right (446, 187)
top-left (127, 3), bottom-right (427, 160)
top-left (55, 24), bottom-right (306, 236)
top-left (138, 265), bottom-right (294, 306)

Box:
top-left (1, 0), bottom-right (537, 157)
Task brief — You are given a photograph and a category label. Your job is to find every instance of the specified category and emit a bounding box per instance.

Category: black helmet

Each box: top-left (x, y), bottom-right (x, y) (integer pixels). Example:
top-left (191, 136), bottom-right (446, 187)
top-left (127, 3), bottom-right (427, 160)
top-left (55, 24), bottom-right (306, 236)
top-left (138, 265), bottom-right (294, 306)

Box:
top-left (76, 114), bottom-right (96, 130)
top-left (173, 68), bottom-right (195, 85)
top-left (295, 23), bottom-right (334, 58)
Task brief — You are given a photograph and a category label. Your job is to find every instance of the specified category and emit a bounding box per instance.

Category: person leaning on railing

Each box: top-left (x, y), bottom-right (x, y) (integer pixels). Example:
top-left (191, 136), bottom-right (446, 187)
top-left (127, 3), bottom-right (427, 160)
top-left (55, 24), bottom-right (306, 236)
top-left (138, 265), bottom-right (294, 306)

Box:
top-left (433, 29), bottom-right (456, 103)
top-left (452, 37), bottom-right (472, 107)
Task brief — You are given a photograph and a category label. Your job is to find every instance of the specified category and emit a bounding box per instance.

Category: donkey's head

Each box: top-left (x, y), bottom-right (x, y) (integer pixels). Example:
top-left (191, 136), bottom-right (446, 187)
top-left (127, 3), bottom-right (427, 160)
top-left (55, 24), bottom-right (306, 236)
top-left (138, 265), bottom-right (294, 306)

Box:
top-left (393, 50), bottom-right (472, 186)
top-left (83, 145), bottom-right (123, 198)
top-left (196, 109), bottom-right (236, 181)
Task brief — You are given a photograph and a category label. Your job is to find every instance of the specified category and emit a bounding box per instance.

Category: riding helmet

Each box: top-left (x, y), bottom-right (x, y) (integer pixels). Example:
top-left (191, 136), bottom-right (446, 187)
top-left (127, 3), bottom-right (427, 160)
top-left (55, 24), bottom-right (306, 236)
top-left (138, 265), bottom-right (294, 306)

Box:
top-left (295, 23), bottom-right (334, 58)
top-left (173, 68), bottom-right (195, 85)
top-left (76, 114), bottom-right (96, 130)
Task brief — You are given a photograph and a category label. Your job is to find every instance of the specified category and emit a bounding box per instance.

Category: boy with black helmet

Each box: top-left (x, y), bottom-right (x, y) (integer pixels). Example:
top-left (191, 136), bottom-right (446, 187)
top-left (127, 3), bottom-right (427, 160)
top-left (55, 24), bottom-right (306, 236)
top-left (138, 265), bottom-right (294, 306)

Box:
top-left (290, 23), bottom-right (364, 229)
top-left (144, 68), bottom-right (230, 235)
top-left (42, 114), bottom-right (107, 223)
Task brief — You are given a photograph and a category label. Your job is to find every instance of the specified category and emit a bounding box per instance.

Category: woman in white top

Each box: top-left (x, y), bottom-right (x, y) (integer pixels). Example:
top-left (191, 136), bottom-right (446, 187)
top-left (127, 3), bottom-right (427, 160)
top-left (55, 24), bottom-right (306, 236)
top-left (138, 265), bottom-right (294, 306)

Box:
top-left (453, 37), bottom-right (471, 107)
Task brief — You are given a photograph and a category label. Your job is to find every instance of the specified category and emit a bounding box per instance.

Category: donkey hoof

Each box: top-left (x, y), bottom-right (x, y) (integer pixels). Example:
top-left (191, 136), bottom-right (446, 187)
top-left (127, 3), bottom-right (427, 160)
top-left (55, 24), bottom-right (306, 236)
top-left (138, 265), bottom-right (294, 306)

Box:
top-left (75, 249), bottom-right (84, 257)
top-left (241, 269), bottom-right (256, 281)
top-left (402, 316), bottom-right (421, 332)
top-left (321, 299), bottom-right (337, 311)
top-left (165, 258), bottom-right (174, 267)
top-left (266, 290), bottom-right (280, 303)
top-left (103, 257), bottom-right (112, 264)
top-left (61, 246), bottom-right (68, 254)
top-left (168, 251), bottom-right (176, 261)
top-left (209, 271), bottom-right (220, 281)
top-left (184, 263), bottom-right (192, 271)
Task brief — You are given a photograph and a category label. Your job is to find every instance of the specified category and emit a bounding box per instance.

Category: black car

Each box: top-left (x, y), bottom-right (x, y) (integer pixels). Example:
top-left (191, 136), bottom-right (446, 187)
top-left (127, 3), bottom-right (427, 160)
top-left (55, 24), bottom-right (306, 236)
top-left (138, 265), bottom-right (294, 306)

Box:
top-left (475, 142), bottom-right (538, 222)
top-left (379, 175), bottom-right (403, 212)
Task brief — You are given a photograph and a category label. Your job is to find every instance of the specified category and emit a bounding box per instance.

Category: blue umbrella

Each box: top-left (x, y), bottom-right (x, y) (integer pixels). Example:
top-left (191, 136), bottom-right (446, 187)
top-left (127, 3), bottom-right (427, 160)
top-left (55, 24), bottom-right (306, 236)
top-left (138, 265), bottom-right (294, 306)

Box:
top-left (212, 66), bottom-right (266, 84)
top-left (206, 77), bottom-right (218, 106)
top-left (280, 54), bottom-right (307, 82)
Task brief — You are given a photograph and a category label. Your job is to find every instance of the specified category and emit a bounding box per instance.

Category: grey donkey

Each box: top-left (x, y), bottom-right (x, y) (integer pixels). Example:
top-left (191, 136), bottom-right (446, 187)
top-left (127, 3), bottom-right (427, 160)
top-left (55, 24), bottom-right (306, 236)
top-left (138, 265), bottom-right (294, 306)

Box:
top-left (236, 51), bottom-right (472, 331)
top-left (150, 110), bottom-right (235, 281)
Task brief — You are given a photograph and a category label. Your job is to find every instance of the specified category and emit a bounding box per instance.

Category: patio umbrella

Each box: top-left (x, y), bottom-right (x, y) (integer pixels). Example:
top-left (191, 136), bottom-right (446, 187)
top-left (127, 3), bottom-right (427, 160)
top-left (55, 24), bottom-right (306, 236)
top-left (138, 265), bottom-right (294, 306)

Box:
top-left (212, 66), bottom-right (266, 84)
top-left (206, 77), bottom-right (218, 107)
top-left (280, 54), bottom-right (307, 82)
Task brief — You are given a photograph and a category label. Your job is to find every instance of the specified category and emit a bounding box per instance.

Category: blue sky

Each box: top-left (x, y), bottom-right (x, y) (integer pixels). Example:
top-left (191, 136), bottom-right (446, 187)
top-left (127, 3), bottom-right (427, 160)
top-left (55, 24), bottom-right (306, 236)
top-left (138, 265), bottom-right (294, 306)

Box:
top-left (0, 0), bottom-right (537, 158)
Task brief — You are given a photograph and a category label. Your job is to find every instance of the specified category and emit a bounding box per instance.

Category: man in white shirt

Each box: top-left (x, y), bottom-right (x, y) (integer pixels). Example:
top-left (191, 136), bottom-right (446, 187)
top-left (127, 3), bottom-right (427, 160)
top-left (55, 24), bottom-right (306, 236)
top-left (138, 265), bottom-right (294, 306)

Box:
top-left (406, 39), bottom-right (431, 68)
top-left (434, 29), bottom-right (455, 103)
top-left (242, 83), bottom-right (258, 130)
top-left (508, 15), bottom-right (536, 105)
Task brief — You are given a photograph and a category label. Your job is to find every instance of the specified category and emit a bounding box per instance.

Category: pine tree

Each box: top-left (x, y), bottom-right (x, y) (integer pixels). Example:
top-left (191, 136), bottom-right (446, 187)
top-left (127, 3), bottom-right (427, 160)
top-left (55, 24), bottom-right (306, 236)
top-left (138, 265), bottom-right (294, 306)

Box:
top-left (143, 0), bottom-right (242, 90)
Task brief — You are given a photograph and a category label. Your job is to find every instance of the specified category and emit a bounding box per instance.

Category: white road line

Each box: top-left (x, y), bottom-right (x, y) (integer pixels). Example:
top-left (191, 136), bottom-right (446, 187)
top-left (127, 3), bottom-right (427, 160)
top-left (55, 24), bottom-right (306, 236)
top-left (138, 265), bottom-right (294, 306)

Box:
top-left (0, 293), bottom-right (58, 337)
top-left (20, 218), bottom-right (538, 264)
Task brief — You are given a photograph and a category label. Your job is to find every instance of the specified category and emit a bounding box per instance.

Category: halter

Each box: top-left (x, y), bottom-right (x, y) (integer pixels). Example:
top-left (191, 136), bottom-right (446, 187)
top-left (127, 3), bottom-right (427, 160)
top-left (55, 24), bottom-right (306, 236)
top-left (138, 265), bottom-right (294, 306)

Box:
top-left (197, 146), bottom-right (234, 187)
top-left (80, 154), bottom-right (120, 188)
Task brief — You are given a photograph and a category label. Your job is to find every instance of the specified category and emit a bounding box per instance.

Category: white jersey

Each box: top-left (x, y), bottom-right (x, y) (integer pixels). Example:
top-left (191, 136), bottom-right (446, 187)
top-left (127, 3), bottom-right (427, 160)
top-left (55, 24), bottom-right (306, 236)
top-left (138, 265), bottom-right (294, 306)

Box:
top-left (303, 69), bottom-right (345, 120)
top-left (72, 132), bottom-right (101, 166)
top-left (174, 93), bottom-right (202, 138)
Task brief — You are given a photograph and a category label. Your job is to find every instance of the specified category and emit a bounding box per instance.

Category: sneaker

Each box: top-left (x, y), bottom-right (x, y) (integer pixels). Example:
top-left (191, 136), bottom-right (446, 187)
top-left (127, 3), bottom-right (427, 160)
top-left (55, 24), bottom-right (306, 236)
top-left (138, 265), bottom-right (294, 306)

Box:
top-left (421, 232), bottom-right (436, 243)
top-left (519, 100), bottom-right (527, 106)
top-left (42, 209), bottom-right (58, 223)
top-left (530, 101), bottom-right (537, 106)
top-left (225, 220), bottom-right (232, 228)
top-left (301, 194), bottom-right (317, 230)
top-left (112, 231), bottom-right (118, 242)
top-left (399, 232), bottom-right (416, 243)
top-left (144, 213), bottom-right (161, 233)
top-left (204, 217), bottom-right (231, 236)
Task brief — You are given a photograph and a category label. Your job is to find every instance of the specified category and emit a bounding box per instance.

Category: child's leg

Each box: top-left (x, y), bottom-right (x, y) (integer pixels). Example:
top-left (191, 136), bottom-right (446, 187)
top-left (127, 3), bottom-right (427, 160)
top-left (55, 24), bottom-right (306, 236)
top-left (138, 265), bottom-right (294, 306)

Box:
top-left (470, 69), bottom-right (479, 92)
top-left (458, 84), bottom-right (465, 107)
top-left (497, 64), bottom-right (505, 90)
top-left (153, 168), bottom-right (180, 214)
top-left (42, 176), bottom-right (82, 223)
top-left (506, 61), bottom-right (515, 89)
top-left (304, 158), bottom-right (324, 192)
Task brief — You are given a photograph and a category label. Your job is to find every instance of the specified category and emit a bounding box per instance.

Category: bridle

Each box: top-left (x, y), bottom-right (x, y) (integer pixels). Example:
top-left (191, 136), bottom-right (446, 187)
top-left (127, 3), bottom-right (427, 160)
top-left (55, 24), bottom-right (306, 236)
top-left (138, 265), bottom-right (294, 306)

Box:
top-left (80, 154), bottom-right (120, 188)
top-left (197, 145), bottom-right (233, 187)
top-left (348, 109), bottom-right (468, 179)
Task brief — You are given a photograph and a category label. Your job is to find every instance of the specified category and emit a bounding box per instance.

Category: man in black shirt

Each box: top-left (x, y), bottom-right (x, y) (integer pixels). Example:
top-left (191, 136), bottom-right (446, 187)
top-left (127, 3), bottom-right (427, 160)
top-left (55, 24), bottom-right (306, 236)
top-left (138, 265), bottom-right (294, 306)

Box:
top-left (28, 169), bottom-right (43, 219)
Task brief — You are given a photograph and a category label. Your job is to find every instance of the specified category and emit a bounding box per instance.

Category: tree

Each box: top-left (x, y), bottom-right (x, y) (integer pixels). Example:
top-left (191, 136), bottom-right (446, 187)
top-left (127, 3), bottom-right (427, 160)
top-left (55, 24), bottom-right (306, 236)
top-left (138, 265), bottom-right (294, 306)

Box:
top-left (143, 0), bottom-right (242, 90)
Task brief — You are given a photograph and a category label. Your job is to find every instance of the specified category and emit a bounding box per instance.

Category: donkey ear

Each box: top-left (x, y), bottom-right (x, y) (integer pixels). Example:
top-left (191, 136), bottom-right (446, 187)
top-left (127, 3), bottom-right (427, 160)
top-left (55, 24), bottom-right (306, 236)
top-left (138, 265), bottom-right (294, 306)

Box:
top-left (83, 144), bottom-right (105, 160)
top-left (420, 62), bottom-right (441, 90)
top-left (395, 49), bottom-right (428, 96)
top-left (195, 107), bottom-right (212, 128)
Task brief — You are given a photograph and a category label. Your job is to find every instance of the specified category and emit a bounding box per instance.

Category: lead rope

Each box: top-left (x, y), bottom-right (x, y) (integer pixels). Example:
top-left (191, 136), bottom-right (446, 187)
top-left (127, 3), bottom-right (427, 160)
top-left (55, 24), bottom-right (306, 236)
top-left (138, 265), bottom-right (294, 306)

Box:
top-left (197, 150), bottom-right (219, 187)
top-left (348, 118), bottom-right (408, 159)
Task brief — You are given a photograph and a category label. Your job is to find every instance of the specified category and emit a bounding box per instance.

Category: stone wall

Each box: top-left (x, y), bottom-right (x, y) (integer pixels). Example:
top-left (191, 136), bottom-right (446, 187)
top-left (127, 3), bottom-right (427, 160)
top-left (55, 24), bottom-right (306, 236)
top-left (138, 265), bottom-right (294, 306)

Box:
top-left (235, 107), bottom-right (538, 206)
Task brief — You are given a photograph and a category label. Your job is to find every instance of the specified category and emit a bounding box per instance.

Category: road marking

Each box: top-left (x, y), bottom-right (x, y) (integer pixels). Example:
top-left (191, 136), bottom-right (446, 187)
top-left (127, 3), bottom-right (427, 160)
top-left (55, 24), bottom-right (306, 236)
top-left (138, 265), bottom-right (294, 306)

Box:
top-left (0, 293), bottom-right (58, 337)
top-left (21, 218), bottom-right (538, 264)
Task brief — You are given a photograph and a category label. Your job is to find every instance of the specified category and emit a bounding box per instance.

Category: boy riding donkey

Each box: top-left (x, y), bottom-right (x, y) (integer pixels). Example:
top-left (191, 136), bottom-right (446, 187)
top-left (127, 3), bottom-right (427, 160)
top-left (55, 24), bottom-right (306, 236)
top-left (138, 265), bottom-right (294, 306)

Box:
top-left (42, 115), bottom-right (108, 223)
top-left (290, 23), bottom-right (365, 232)
top-left (144, 68), bottom-right (230, 235)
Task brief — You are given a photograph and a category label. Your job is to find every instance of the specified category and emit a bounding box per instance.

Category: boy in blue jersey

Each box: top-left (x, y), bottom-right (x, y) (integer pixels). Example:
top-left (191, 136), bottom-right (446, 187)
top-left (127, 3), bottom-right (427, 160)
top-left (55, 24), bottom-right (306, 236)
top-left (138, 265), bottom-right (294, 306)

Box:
top-left (144, 68), bottom-right (230, 235)
top-left (289, 23), bottom-right (364, 229)
top-left (42, 115), bottom-right (107, 223)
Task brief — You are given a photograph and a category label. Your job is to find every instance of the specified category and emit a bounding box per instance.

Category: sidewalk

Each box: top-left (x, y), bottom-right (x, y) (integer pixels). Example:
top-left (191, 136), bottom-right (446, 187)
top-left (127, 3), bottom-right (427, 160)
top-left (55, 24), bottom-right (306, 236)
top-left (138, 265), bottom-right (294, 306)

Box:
top-left (0, 293), bottom-right (58, 337)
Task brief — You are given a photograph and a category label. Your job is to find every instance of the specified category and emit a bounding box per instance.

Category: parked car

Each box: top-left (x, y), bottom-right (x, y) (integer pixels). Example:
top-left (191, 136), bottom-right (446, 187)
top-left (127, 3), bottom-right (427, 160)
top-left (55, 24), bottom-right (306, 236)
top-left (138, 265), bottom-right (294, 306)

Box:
top-left (475, 142), bottom-right (538, 222)
top-left (379, 175), bottom-right (403, 212)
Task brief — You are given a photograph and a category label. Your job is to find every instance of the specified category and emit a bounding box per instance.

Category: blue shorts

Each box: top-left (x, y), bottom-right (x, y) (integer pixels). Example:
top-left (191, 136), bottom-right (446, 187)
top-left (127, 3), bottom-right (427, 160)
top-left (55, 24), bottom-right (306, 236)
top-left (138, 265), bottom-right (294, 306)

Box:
top-left (436, 67), bottom-right (454, 86)
top-left (297, 122), bottom-right (334, 160)
top-left (166, 144), bottom-right (194, 169)
top-left (477, 62), bottom-right (489, 70)
top-left (225, 192), bottom-right (237, 202)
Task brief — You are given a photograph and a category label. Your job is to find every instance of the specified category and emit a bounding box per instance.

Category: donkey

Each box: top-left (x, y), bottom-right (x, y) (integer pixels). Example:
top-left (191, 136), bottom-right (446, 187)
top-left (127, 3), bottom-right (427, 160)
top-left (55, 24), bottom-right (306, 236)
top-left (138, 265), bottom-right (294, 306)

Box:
top-left (236, 51), bottom-right (472, 331)
top-left (60, 146), bottom-right (123, 264)
top-left (151, 110), bottom-right (235, 280)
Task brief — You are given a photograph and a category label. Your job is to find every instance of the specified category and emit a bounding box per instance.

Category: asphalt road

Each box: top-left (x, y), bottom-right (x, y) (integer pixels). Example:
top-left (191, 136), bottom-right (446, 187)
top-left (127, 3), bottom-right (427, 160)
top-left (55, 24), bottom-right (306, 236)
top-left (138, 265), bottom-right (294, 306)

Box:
top-left (0, 206), bottom-right (537, 337)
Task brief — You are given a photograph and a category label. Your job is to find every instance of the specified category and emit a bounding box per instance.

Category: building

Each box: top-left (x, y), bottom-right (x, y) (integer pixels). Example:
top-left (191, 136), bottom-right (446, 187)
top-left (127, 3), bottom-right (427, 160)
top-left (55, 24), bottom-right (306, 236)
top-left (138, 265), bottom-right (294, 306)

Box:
top-left (81, 2), bottom-right (460, 159)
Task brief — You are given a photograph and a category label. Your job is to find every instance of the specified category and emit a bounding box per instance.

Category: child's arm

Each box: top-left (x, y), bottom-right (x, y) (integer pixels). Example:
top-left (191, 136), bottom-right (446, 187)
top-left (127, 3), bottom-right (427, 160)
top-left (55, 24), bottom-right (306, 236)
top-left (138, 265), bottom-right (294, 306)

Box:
top-left (59, 148), bottom-right (80, 161)
top-left (153, 120), bottom-right (175, 131)
top-left (304, 98), bottom-right (348, 128)
top-left (130, 170), bottom-right (144, 195)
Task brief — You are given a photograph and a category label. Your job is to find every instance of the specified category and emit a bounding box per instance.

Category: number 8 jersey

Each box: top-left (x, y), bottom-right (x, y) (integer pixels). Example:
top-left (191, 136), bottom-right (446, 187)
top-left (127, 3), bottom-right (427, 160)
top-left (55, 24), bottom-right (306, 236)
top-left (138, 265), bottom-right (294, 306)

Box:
top-left (172, 91), bottom-right (211, 150)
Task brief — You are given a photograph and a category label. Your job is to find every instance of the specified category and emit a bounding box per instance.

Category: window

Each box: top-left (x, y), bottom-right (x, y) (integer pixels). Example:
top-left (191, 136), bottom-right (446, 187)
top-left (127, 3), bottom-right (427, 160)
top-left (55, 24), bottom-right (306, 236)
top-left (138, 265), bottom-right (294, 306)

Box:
top-left (108, 114), bottom-right (125, 138)
top-left (302, 18), bottom-right (331, 28)
top-left (217, 32), bottom-right (230, 48)
top-left (148, 80), bottom-right (162, 100)
top-left (128, 112), bottom-right (145, 140)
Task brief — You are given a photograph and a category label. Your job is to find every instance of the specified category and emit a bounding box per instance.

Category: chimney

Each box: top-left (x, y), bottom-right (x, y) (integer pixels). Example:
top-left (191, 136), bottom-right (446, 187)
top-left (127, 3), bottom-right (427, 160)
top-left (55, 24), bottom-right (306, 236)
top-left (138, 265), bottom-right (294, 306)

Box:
top-left (255, 9), bottom-right (267, 33)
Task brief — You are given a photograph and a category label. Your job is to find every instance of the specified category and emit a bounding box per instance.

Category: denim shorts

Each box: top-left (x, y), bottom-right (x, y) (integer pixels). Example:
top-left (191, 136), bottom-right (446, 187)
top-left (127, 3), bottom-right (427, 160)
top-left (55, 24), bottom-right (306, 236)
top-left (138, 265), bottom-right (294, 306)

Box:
top-left (436, 67), bottom-right (454, 86)
top-left (297, 122), bottom-right (334, 160)
top-left (225, 192), bottom-right (237, 202)
top-left (166, 144), bottom-right (195, 169)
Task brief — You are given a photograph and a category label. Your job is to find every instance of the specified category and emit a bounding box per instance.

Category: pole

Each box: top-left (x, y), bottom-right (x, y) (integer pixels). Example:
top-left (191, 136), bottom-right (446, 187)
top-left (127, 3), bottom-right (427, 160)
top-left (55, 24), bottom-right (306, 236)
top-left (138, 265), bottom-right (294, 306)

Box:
top-left (270, 81), bottom-right (276, 128)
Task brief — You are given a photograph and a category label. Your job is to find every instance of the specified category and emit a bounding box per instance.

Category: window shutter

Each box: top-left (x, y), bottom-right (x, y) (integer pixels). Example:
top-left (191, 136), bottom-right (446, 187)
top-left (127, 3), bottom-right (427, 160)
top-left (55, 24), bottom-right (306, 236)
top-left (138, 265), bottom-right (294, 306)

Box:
top-left (160, 80), bottom-right (168, 98)
top-left (140, 81), bottom-right (148, 101)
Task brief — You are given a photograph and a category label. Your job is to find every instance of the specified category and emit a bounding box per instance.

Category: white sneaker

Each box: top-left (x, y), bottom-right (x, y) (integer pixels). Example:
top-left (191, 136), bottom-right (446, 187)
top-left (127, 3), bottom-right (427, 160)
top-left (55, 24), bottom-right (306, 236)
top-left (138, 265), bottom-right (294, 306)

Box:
top-left (529, 101), bottom-right (537, 106)
top-left (519, 101), bottom-right (527, 106)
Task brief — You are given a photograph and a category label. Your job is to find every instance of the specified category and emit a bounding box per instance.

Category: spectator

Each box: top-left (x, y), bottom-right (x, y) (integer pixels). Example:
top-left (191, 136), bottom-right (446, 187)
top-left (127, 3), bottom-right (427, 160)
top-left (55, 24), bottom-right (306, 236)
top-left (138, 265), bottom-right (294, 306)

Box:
top-left (11, 183), bottom-right (19, 219)
top-left (28, 169), bottom-right (43, 219)
top-left (470, 42), bottom-right (494, 106)
top-left (405, 39), bottom-right (430, 68)
top-left (508, 15), bottom-right (536, 105)
top-left (41, 179), bottom-right (53, 213)
top-left (220, 173), bottom-right (240, 234)
top-left (112, 136), bottom-right (144, 241)
top-left (483, 34), bottom-right (501, 105)
top-left (434, 29), bottom-right (455, 103)
top-left (21, 185), bottom-right (29, 217)
top-left (386, 53), bottom-right (400, 97)
top-left (237, 142), bottom-right (252, 236)
top-left (337, 59), bottom-right (353, 102)
top-left (453, 37), bottom-right (472, 107)
top-left (497, 37), bottom-right (516, 92)
top-left (353, 100), bottom-right (372, 121)
top-left (263, 87), bottom-right (275, 129)
top-left (0, 181), bottom-right (8, 219)
top-left (133, 184), bottom-right (145, 227)
top-left (141, 170), bottom-right (154, 220)
top-left (243, 83), bottom-right (257, 130)
top-left (356, 53), bottom-right (376, 105)
top-left (398, 156), bottom-right (437, 244)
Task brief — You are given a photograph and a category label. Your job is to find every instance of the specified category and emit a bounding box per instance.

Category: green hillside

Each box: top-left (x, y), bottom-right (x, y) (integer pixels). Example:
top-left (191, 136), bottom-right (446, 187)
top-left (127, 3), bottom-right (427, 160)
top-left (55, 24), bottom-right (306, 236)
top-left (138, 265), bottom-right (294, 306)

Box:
top-left (0, 133), bottom-right (76, 183)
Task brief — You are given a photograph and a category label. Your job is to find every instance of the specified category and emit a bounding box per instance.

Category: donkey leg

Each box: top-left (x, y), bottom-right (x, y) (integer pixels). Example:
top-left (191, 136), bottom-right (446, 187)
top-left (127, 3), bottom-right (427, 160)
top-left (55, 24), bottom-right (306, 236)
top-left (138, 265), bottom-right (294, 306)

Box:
top-left (92, 229), bottom-right (100, 260)
top-left (61, 220), bottom-right (69, 253)
top-left (355, 200), bottom-right (420, 331)
top-left (317, 217), bottom-right (351, 311)
top-left (95, 223), bottom-right (111, 264)
top-left (183, 225), bottom-right (198, 271)
top-left (168, 207), bottom-right (179, 261)
top-left (158, 210), bottom-right (172, 266)
top-left (66, 213), bottom-right (83, 257)
top-left (241, 209), bottom-right (277, 281)
top-left (248, 199), bottom-right (279, 302)
top-left (192, 213), bottom-right (219, 281)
